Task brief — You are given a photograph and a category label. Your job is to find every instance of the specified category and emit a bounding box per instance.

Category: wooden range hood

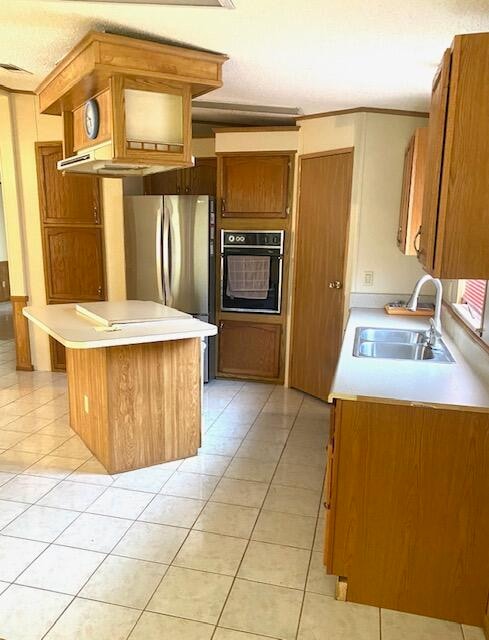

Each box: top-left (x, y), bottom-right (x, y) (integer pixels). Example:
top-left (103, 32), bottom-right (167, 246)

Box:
top-left (36, 31), bottom-right (228, 177)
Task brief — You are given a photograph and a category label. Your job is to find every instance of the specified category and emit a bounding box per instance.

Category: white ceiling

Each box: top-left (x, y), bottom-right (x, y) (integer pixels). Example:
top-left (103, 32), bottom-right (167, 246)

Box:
top-left (1, 0), bottom-right (489, 114)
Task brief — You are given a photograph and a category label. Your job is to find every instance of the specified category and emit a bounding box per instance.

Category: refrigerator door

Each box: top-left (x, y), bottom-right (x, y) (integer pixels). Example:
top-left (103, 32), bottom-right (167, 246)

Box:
top-left (124, 196), bottom-right (164, 304)
top-left (164, 195), bottom-right (209, 315)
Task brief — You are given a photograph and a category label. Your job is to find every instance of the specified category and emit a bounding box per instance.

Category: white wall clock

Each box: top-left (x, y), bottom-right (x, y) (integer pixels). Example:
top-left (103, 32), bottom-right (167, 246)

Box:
top-left (84, 99), bottom-right (100, 140)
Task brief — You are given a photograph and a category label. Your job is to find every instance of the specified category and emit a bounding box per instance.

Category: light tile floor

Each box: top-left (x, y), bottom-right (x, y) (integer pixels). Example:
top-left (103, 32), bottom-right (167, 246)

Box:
top-left (0, 334), bottom-right (485, 639)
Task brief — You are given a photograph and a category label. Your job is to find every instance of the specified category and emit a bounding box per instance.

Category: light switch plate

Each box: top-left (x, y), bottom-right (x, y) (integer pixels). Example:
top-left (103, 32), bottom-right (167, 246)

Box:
top-left (363, 271), bottom-right (374, 286)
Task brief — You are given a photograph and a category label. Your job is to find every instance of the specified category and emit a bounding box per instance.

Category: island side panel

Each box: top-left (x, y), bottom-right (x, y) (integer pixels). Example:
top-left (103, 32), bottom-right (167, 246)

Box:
top-left (65, 346), bottom-right (111, 467)
top-left (106, 338), bottom-right (202, 473)
top-left (330, 399), bottom-right (489, 627)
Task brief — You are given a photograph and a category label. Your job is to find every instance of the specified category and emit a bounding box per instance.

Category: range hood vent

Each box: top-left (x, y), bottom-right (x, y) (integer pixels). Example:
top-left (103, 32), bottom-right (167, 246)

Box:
top-left (58, 142), bottom-right (193, 176)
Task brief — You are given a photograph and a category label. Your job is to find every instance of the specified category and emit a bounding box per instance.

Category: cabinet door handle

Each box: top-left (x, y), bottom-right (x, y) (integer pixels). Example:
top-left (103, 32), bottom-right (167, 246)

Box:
top-left (397, 226), bottom-right (402, 246)
top-left (413, 226), bottom-right (422, 255)
top-left (93, 206), bottom-right (99, 223)
top-left (219, 321), bottom-right (224, 330)
top-left (97, 285), bottom-right (103, 296)
top-left (185, 185), bottom-right (190, 194)
top-left (221, 199), bottom-right (225, 214)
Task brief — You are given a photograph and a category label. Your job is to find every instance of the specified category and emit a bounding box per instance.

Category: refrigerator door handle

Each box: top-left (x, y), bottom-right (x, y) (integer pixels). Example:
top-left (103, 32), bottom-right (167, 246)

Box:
top-left (162, 203), bottom-right (172, 306)
top-left (155, 205), bottom-right (164, 304)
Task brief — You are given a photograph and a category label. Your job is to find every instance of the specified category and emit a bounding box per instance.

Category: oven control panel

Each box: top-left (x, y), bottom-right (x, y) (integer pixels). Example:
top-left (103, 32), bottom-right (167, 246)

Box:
top-left (222, 231), bottom-right (284, 250)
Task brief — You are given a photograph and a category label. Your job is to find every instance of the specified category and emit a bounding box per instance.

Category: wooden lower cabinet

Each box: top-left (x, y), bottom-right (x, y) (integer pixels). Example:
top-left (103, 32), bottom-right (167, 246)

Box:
top-left (0, 262), bottom-right (10, 302)
top-left (50, 337), bottom-right (67, 372)
top-left (218, 320), bottom-right (281, 380)
top-left (325, 399), bottom-right (489, 627)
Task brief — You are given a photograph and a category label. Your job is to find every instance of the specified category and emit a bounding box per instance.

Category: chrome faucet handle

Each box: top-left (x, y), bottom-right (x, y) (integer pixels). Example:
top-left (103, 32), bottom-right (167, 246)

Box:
top-left (425, 318), bottom-right (441, 347)
top-left (429, 317), bottom-right (442, 337)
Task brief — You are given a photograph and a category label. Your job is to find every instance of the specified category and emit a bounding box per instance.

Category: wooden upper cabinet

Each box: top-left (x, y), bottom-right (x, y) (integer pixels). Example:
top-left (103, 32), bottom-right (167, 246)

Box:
top-left (220, 154), bottom-right (290, 218)
top-left (145, 168), bottom-right (182, 195)
top-left (43, 227), bottom-right (105, 301)
top-left (419, 50), bottom-right (451, 272)
top-left (397, 128), bottom-right (428, 256)
top-left (420, 33), bottom-right (489, 278)
top-left (218, 320), bottom-right (281, 379)
top-left (36, 143), bottom-right (101, 225)
top-left (144, 157), bottom-right (217, 196)
top-left (187, 157), bottom-right (217, 195)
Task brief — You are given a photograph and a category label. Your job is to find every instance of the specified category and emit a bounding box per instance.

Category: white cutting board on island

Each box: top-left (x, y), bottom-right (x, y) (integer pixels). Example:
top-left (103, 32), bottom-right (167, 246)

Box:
top-left (75, 300), bottom-right (191, 326)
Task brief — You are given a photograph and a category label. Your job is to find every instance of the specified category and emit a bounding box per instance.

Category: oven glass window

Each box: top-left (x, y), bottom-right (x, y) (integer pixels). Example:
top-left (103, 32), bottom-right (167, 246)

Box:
top-left (222, 249), bottom-right (282, 313)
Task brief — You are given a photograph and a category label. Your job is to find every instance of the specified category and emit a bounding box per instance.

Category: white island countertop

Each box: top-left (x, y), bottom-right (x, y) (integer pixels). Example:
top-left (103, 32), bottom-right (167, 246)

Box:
top-left (24, 302), bottom-right (217, 349)
top-left (329, 307), bottom-right (489, 412)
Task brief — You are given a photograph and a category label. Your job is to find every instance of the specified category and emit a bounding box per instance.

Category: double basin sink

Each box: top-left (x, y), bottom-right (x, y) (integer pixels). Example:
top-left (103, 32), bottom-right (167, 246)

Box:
top-left (353, 327), bottom-right (455, 363)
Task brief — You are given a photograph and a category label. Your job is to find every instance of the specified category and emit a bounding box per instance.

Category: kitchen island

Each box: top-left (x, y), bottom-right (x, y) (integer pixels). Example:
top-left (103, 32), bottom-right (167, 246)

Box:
top-left (24, 301), bottom-right (217, 474)
top-left (325, 308), bottom-right (489, 628)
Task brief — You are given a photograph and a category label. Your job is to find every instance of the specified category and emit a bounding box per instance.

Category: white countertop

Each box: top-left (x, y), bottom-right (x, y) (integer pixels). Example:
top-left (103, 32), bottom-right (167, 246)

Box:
top-left (329, 308), bottom-right (489, 412)
top-left (24, 302), bottom-right (217, 349)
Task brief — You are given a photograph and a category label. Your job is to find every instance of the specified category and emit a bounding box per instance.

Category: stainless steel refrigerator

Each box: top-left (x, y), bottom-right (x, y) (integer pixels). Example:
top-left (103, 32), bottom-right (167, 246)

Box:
top-left (123, 195), bottom-right (216, 380)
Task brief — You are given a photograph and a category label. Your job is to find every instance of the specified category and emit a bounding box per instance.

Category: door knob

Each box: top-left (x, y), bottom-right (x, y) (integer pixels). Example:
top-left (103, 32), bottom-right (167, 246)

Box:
top-left (328, 281), bottom-right (342, 289)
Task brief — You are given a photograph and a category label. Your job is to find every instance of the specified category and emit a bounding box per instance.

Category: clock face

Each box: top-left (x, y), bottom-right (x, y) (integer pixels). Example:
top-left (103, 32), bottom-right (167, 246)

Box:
top-left (84, 99), bottom-right (100, 140)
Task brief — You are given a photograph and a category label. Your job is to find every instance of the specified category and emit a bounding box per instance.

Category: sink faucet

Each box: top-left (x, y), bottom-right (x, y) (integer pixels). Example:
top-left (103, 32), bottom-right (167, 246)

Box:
top-left (406, 274), bottom-right (443, 344)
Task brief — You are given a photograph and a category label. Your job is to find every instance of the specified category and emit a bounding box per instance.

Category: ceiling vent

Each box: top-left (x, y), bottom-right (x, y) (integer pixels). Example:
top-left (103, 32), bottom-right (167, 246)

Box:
top-left (0, 63), bottom-right (32, 74)
top-left (56, 0), bottom-right (235, 6)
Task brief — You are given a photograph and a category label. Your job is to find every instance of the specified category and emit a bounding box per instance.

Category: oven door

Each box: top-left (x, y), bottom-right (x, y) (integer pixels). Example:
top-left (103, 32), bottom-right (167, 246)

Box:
top-left (221, 247), bottom-right (283, 314)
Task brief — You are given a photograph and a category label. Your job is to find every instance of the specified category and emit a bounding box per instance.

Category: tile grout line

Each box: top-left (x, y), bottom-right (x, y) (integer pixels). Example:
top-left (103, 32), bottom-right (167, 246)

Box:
top-left (209, 391), bottom-right (309, 640)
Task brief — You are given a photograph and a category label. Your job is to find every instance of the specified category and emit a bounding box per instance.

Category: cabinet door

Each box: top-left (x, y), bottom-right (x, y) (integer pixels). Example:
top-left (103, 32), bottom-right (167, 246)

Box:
top-left (221, 155), bottom-right (290, 218)
top-left (419, 50), bottom-right (451, 271)
top-left (397, 135), bottom-right (415, 254)
top-left (0, 262), bottom-right (10, 303)
top-left (185, 157), bottom-right (217, 195)
top-left (218, 320), bottom-right (281, 379)
top-left (36, 143), bottom-right (101, 225)
top-left (398, 128), bottom-right (428, 256)
top-left (44, 227), bottom-right (105, 301)
top-left (144, 168), bottom-right (184, 195)
top-left (324, 400), bottom-right (337, 571)
top-left (50, 337), bottom-right (66, 372)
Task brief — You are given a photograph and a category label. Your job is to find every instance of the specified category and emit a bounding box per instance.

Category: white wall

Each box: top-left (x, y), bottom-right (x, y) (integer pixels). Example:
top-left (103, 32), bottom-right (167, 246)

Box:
top-left (1, 94), bottom-right (129, 370)
top-left (352, 113), bottom-right (427, 296)
top-left (9, 94), bottom-right (62, 370)
top-left (298, 112), bottom-right (430, 304)
top-left (0, 183), bottom-right (8, 261)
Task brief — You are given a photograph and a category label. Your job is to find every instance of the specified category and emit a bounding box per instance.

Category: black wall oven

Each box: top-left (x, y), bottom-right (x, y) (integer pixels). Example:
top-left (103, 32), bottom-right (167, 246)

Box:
top-left (221, 230), bottom-right (285, 314)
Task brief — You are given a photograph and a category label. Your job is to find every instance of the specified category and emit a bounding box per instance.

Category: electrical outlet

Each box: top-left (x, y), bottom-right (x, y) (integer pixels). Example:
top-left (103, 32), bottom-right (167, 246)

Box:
top-left (83, 395), bottom-right (89, 414)
top-left (364, 270), bottom-right (374, 287)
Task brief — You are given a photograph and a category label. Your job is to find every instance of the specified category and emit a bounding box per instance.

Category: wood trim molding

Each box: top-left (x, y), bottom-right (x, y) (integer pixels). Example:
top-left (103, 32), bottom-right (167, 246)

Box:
top-left (299, 147), bottom-right (355, 160)
top-left (0, 83), bottom-right (35, 96)
top-left (213, 126), bottom-right (300, 133)
top-left (443, 301), bottom-right (489, 357)
top-left (216, 149), bottom-right (297, 157)
top-left (10, 296), bottom-right (33, 371)
top-left (296, 106), bottom-right (429, 121)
